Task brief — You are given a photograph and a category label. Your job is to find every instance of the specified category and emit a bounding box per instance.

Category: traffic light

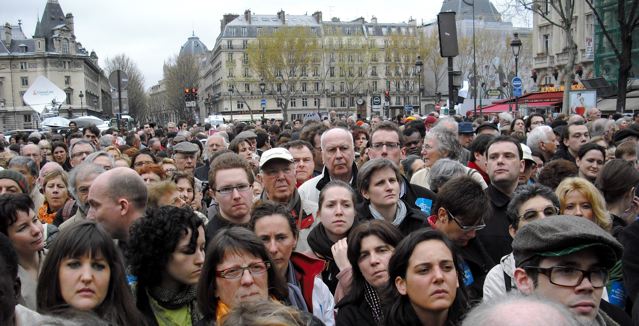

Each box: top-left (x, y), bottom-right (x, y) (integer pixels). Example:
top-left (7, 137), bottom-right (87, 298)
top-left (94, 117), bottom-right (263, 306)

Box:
top-left (384, 90), bottom-right (390, 103)
top-left (184, 88), bottom-right (191, 101)
top-left (192, 88), bottom-right (198, 101)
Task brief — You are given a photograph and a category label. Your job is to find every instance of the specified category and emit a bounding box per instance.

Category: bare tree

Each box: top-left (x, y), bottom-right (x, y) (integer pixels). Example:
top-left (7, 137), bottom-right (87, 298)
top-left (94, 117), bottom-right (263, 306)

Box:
top-left (519, 0), bottom-right (578, 114)
top-left (584, 0), bottom-right (639, 112)
top-left (419, 30), bottom-right (447, 96)
top-left (104, 54), bottom-right (148, 121)
top-left (163, 53), bottom-right (199, 123)
top-left (247, 26), bottom-right (320, 121)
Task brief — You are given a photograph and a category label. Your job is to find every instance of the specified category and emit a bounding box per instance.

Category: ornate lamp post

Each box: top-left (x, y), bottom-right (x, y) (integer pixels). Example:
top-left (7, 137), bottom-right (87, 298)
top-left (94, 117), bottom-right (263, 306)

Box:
top-left (415, 55), bottom-right (423, 115)
top-left (259, 80), bottom-right (266, 120)
top-left (78, 91), bottom-right (84, 116)
top-left (510, 33), bottom-right (522, 113)
top-left (228, 86), bottom-right (234, 122)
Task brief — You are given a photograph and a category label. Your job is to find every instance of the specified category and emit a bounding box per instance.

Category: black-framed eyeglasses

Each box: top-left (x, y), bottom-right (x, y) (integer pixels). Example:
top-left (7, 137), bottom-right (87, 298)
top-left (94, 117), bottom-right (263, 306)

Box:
top-left (215, 261), bottom-right (270, 279)
top-left (215, 183), bottom-right (252, 195)
top-left (519, 206), bottom-right (559, 221)
top-left (524, 266), bottom-right (609, 288)
top-left (446, 209), bottom-right (485, 232)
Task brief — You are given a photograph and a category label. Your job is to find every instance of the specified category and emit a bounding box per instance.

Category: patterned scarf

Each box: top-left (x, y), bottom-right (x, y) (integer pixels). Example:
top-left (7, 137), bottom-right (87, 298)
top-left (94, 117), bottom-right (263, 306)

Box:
top-left (364, 282), bottom-right (383, 324)
top-left (148, 285), bottom-right (202, 324)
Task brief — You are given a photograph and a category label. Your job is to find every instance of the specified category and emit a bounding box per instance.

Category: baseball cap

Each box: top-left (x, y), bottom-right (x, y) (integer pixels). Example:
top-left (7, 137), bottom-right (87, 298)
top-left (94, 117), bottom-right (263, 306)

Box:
top-left (259, 147), bottom-right (294, 169)
top-left (520, 143), bottom-right (535, 163)
top-left (513, 215), bottom-right (623, 269)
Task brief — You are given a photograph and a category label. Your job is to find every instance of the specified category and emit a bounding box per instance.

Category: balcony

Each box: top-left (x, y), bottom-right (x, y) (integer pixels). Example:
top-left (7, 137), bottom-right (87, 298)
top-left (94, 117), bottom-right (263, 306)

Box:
top-left (555, 52), bottom-right (570, 65)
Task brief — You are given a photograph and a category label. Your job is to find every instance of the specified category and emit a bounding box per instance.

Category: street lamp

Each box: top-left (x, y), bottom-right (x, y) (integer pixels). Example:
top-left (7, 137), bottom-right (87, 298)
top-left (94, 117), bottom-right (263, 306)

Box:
top-left (78, 91), bottom-right (84, 116)
top-left (510, 33), bottom-right (522, 113)
top-left (259, 80), bottom-right (266, 120)
top-left (415, 55), bottom-right (423, 115)
top-left (228, 86), bottom-right (234, 122)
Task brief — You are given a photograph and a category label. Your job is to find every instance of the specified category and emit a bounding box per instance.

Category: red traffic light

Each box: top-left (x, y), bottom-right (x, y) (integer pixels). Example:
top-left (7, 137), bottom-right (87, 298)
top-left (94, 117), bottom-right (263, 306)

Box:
top-left (191, 88), bottom-right (198, 94)
top-left (184, 88), bottom-right (191, 94)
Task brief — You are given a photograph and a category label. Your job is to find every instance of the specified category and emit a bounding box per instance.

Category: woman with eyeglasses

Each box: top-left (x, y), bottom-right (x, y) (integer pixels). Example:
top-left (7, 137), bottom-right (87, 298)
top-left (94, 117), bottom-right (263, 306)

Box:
top-left (195, 227), bottom-right (288, 325)
top-left (483, 184), bottom-right (560, 301)
top-left (127, 206), bottom-right (205, 326)
top-left (130, 149), bottom-right (157, 170)
top-left (250, 201), bottom-right (335, 326)
top-left (357, 158), bottom-right (428, 236)
top-left (426, 176), bottom-right (492, 301)
top-left (384, 228), bottom-right (470, 326)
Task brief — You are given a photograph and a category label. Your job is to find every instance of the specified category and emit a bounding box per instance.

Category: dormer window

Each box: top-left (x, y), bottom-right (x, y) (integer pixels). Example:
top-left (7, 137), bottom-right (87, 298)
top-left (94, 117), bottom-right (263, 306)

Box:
top-left (61, 39), bottom-right (69, 54)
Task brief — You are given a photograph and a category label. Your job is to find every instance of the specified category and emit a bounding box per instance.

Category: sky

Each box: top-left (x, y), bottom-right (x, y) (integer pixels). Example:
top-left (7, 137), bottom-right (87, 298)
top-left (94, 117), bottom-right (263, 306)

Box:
top-left (2, 0), bottom-right (523, 89)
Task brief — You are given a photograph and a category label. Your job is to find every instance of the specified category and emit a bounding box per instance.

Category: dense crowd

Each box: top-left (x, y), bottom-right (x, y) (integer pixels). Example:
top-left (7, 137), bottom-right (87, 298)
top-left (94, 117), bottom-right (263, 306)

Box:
top-left (1, 108), bottom-right (638, 325)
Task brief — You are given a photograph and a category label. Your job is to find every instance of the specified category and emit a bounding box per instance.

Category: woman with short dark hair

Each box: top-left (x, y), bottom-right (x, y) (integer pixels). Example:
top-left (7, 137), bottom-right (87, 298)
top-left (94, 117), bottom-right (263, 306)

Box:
top-left (36, 221), bottom-right (145, 325)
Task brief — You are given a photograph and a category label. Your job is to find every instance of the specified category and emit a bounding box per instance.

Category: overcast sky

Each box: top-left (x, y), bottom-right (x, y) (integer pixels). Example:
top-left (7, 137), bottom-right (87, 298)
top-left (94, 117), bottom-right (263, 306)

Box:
top-left (3, 0), bottom-right (523, 89)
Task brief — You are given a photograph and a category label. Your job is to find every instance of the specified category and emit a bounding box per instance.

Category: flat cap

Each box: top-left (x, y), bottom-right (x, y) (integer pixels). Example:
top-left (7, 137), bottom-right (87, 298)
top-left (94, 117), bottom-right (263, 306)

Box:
top-left (0, 170), bottom-right (29, 193)
top-left (259, 147), bottom-right (294, 169)
top-left (172, 141), bottom-right (199, 154)
top-left (513, 215), bottom-right (623, 269)
top-left (474, 123), bottom-right (499, 134)
top-left (236, 130), bottom-right (257, 140)
top-left (613, 128), bottom-right (639, 145)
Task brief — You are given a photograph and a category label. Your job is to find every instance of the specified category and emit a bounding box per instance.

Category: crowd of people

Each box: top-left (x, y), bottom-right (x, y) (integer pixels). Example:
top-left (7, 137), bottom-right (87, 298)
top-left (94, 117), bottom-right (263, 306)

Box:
top-left (1, 108), bottom-right (638, 325)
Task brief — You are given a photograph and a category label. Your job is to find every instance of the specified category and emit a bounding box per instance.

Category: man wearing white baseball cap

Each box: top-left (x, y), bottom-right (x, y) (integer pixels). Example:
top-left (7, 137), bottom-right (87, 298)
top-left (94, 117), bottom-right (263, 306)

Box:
top-left (258, 147), bottom-right (318, 251)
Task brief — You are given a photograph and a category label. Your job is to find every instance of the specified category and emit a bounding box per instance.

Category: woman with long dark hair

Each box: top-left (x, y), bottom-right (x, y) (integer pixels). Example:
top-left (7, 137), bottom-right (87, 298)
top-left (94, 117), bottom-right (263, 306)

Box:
top-left (127, 206), bottom-right (205, 325)
top-left (384, 229), bottom-right (469, 326)
top-left (36, 221), bottom-right (145, 325)
top-left (336, 220), bottom-right (403, 325)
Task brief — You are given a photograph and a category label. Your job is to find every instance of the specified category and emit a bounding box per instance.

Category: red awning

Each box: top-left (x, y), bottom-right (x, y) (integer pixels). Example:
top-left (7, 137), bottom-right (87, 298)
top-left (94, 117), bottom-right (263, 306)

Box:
top-left (480, 104), bottom-right (514, 113)
top-left (525, 101), bottom-right (561, 107)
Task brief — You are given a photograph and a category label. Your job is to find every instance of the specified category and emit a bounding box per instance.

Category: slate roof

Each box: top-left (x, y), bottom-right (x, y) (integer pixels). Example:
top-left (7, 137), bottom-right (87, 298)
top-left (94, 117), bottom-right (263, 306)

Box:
top-left (179, 34), bottom-right (209, 56)
top-left (440, 0), bottom-right (502, 22)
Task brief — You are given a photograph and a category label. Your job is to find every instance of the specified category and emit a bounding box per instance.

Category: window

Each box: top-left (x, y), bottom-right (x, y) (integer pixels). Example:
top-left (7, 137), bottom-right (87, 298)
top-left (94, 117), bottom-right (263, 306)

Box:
top-left (290, 98), bottom-right (296, 107)
top-left (340, 82), bottom-right (345, 92)
top-left (340, 97), bottom-right (346, 107)
top-left (227, 40), bottom-right (233, 49)
top-left (242, 40), bottom-right (248, 49)
top-left (245, 83), bottom-right (250, 92)
top-left (65, 91), bottom-right (72, 104)
top-left (64, 76), bottom-right (71, 85)
top-left (329, 67), bottom-right (335, 77)
top-left (302, 98), bottom-right (308, 107)
top-left (227, 53), bottom-right (234, 62)
top-left (371, 66), bottom-right (377, 76)
top-left (349, 97), bottom-right (355, 107)
top-left (372, 81), bottom-right (378, 91)
top-left (236, 101), bottom-right (244, 109)
top-left (20, 77), bottom-right (28, 87)
top-left (301, 66), bottom-right (307, 77)
top-left (330, 97), bottom-right (336, 107)
top-left (277, 83), bottom-right (282, 92)
top-left (395, 96), bottom-right (401, 105)
top-left (395, 80), bottom-right (400, 91)
top-left (242, 27), bottom-right (248, 37)
top-left (358, 67), bottom-right (363, 77)
top-left (543, 0), bottom-right (549, 14)
top-left (24, 114), bottom-right (32, 123)
top-left (243, 68), bottom-right (250, 78)
top-left (243, 53), bottom-right (249, 64)
top-left (314, 98), bottom-right (320, 107)
top-left (61, 39), bottom-right (69, 54)
top-left (315, 82), bottom-right (320, 92)
top-left (313, 66), bottom-right (319, 77)
top-left (543, 34), bottom-right (550, 54)
top-left (20, 62), bottom-right (27, 70)
top-left (302, 83), bottom-right (307, 92)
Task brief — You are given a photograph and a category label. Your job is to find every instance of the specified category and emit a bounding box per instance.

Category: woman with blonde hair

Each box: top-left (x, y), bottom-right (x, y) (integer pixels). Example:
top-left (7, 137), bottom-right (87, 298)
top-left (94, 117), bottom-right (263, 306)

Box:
top-left (38, 170), bottom-right (72, 226)
top-left (555, 177), bottom-right (611, 232)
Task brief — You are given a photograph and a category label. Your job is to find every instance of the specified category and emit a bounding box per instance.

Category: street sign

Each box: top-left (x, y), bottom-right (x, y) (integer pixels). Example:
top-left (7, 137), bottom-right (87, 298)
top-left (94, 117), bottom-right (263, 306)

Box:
top-left (487, 89), bottom-right (501, 97)
top-left (512, 76), bottom-right (523, 97)
top-left (108, 70), bottom-right (129, 90)
top-left (404, 104), bottom-right (413, 113)
top-left (512, 76), bottom-right (523, 88)
top-left (186, 101), bottom-right (197, 108)
top-left (372, 95), bottom-right (381, 106)
top-left (260, 99), bottom-right (267, 106)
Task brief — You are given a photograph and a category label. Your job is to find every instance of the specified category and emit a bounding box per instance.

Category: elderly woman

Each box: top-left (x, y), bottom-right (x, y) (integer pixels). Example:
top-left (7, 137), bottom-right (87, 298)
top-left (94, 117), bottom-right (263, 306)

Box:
top-left (196, 227), bottom-right (288, 325)
top-left (38, 170), bottom-right (72, 226)
top-left (85, 151), bottom-right (115, 171)
top-left (357, 159), bottom-right (428, 235)
top-left (411, 129), bottom-right (487, 190)
top-left (428, 158), bottom-right (466, 193)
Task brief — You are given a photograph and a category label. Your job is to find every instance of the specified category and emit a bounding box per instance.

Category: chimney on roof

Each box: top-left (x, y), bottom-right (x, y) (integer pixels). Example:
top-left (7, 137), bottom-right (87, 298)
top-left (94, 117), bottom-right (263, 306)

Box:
top-left (221, 14), bottom-right (239, 31)
top-left (3, 23), bottom-right (11, 46)
top-left (65, 13), bottom-right (74, 35)
top-left (277, 10), bottom-right (286, 24)
top-left (371, 16), bottom-right (377, 24)
top-left (244, 9), bottom-right (251, 24)
top-left (312, 11), bottom-right (322, 23)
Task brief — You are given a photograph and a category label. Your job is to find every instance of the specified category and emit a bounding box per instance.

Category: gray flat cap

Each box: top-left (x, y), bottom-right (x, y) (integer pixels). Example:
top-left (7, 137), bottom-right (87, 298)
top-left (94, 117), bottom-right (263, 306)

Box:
top-left (172, 141), bottom-right (199, 154)
top-left (236, 130), bottom-right (257, 140)
top-left (512, 215), bottom-right (623, 269)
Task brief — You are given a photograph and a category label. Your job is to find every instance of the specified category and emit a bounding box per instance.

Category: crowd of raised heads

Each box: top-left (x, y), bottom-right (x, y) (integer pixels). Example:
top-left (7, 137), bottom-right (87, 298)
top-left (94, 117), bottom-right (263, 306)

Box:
top-left (2, 108), bottom-right (639, 325)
